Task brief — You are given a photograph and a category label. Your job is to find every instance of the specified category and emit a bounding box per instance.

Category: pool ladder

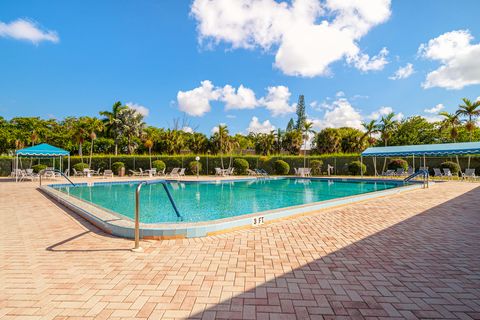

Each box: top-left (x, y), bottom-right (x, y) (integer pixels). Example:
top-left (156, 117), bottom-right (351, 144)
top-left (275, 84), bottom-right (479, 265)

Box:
top-left (133, 180), bottom-right (182, 251)
top-left (403, 169), bottom-right (429, 188)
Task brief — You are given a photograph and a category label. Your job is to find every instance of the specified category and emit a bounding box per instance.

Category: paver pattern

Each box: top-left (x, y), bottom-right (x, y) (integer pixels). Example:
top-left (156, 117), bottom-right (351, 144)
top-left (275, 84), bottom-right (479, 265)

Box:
top-left (1, 178), bottom-right (479, 319)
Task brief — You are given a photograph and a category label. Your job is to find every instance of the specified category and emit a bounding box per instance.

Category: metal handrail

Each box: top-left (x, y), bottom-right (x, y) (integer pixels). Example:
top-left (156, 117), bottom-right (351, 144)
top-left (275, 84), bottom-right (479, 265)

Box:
top-left (133, 180), bottom-right (182, 251)
top-left (39, 169), bottom-right (76, 187)
top-left (404, 169), bottom-right (429, 188)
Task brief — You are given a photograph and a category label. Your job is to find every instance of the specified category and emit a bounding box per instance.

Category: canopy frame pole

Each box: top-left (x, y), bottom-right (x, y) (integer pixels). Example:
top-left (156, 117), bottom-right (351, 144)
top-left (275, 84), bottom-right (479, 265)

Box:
top-left (360, 156), bottom-right (363, 178)
top-left (15, 154), bottom-right (19, 182)
top-left (373, 156), bottom-right (377, 177)
top-left (412, 154), bottom-right (415, 171)
top-left (67, 155), bottom-right (70, 177)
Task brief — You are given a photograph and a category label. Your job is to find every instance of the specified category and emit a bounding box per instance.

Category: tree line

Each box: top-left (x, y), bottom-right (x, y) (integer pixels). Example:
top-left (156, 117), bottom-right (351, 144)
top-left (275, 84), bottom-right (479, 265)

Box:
top-left (1, 97), bottom-right (479, 159)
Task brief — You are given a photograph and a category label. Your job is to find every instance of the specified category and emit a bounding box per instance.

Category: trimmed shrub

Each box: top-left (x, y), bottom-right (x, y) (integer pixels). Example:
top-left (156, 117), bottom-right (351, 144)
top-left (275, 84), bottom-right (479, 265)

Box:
top-left (310, 160), bottom-right (323, 175)
top-left (152, 160), bottom-right (166, 173)
top-left (387, 158), bottom-right (408, 171)
top-left (273, 160), bottom-right (290, 175)
top-left (233, 158), bottom-right (249, 175)
top-left (111, 162), bottom-right (125, 175)
top-left (348, 161), bottom-right (366, 176)
top-left (32, 164), bottom-right (47, 173)
top-left (189, 161), bottom-right (202, 175)
top-left (73, 162), bottom-right (89, 172)
top-left (440, 161), bottom-right (461, 175)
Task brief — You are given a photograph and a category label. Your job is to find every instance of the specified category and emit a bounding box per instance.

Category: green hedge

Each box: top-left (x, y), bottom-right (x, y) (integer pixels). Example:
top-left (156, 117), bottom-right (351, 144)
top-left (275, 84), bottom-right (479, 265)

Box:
top-left (1, 154), bottom-right (480, 176)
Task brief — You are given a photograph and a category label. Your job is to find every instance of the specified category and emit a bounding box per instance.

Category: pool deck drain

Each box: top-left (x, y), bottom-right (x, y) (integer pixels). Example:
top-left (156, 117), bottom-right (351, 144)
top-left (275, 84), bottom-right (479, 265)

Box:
top-left (1, 177), bottom-right (479, 319)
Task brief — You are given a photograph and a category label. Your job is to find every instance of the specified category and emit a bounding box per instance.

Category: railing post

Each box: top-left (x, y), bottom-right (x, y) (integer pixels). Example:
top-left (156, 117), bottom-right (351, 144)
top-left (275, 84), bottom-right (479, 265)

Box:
top-left (132, 182), bottom-right (146, 252)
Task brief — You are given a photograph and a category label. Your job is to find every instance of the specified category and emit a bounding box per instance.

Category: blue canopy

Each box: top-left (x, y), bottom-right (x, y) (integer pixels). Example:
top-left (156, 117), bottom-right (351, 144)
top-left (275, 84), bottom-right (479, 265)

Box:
top-left (16, 143), bottom-right (70, 157)
top-left (361, 141), bottom-right (480, 157)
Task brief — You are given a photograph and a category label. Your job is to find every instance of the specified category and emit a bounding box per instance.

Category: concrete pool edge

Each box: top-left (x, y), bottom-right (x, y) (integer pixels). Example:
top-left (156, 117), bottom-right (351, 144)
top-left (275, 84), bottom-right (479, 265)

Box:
top-left (39, 178), bottom-right (426, 239)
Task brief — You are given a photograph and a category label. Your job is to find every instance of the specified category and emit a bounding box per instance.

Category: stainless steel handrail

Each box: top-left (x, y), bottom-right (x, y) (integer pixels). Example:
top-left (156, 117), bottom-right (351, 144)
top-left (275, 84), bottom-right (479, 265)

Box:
top-left (39, 169), bottom-right (76, 187)
top-left (133, 180), bottom-right (182, 251)
top-left (403, 169), bottom-right (429, 188)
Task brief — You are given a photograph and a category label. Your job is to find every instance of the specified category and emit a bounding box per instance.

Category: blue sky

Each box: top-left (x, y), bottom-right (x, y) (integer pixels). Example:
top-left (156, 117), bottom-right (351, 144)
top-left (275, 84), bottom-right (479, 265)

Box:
top-left (1, 0), bottom-right (479, 135)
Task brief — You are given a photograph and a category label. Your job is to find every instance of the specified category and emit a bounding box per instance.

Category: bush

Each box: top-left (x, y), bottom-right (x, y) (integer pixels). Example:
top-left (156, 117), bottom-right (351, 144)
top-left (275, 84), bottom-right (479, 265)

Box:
top-left (73, 162), bottom-right (89, 172)
top-left (152, 160), bottom-right (166, 172)
top-left (440, 161), bottom-right (460, 175)
top-left (273, 160), bottom-right (290, 175)
top-left (387, 158), bottom-right (408, 171)
top-left (310, 160), bottom-right (323, 175)
top-left (111, 162), bottom-right (125, 175)
top-left (189, 161), bottom-right (202, 175)
top-left (348, 161), bottom-right (366, 176)
top-left (32, 164), bottom-right (47, 173)
top-left (233, 158), bottom-right (249, 175)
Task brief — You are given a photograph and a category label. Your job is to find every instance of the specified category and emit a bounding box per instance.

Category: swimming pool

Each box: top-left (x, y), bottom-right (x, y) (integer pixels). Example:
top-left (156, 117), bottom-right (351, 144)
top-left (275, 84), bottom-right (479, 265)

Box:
top-left (44, 177), bottom-right (421, 239)
top-left (54, 178), bottom-right (400, 223)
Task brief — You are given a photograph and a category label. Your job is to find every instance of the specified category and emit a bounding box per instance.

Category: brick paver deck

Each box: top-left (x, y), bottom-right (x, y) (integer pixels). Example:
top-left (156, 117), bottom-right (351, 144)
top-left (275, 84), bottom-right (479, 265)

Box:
top-left (1, 179), bottom-right (479, 319)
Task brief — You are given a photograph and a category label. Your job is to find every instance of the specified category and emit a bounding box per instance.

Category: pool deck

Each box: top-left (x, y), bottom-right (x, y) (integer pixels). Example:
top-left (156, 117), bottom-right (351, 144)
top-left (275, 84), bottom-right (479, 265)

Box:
top-left (1, 177), bottom-right (479, 319)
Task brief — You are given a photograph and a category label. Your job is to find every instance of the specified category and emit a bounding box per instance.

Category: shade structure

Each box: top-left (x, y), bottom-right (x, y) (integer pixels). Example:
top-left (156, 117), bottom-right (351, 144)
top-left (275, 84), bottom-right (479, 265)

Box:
top-left (361, 141), bottom-right (480, 157)
top-left (16, 143), bottom-right (69, 157)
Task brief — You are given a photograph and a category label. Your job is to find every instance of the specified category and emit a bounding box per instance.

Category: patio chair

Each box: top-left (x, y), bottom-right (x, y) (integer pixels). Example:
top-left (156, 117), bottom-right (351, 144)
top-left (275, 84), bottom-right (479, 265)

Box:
top-left (433, 168), bottom-right (443, 178)
top-left (214, 168), bottom-right (223, 176)
top-left (73, 168), bottom-right (83, 176)
top-left (255, 169), bottom-right (269, 176)
top-left (304, 168), bottom-right (312, 177)
top-left (92, 168), bottom-right (102, 176)
top-left (462, 168), bottom-right (477, 181)
top-left (156, 168), bottom-right (166, 176)
top-left (103, 169), bottom-right (113, 178)
top-left (406, 167), bottom-right (414, 176)
top-left (382, 170), bottom-right (395, 176)
top-left (129, 169), bottom-right (142, 176)
top-left (443, 168), bottom-right (453, 179)
top-left (168, 168), bottom-right (180, 176)
top-left (247, 169), bottom-right (257, 176)
top-left (178, 168), bottom-right (186, 177)
top-left (225, 167), bottom-right (234, 176)
top-left (294, 168), bottom-right (299, 175)
top-left (395, 168), bottom-right (405, 176)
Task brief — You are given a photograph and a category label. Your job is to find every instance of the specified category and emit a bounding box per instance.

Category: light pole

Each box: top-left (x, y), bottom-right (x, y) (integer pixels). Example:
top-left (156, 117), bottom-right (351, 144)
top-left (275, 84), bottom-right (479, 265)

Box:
top-left (195, 156), bottom-right (200, 178)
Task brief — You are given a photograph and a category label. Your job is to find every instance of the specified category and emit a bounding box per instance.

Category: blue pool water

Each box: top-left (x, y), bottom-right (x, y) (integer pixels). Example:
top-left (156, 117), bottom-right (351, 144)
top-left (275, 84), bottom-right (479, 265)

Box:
top-left (54, 178), bottom-right (402, 224)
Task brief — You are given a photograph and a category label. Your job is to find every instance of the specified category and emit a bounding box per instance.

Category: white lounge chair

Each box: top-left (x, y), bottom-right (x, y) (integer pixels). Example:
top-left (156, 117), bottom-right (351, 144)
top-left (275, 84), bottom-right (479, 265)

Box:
top-left (443, 168), bottom-right (453, 179)
top-left (382, 170), bottom-right (395, 176)
top-left (73, 168), bottom-right (83, 176)
top-left (178, 168), bottom-right (186, 177)
top-left (168, 168), bottom-right (180, 176)
top-left (462, 169), bottom-right (477, 181)
top-left (103, 169), bottom-right (113, 178)
top-left (395, 168), bottom-right (405, 176)
top-left (156, 168), bottom-right (165, 176)
top-left (247, 169), bottom-right (257, 176)
top-left (214, 168), bottom-right (223, 176)
top-left (406, 167), bottom-right (414, 176)
top-left (433, 168), bottom-right (443, 178)
top-left (129, 169), bottom-right (142, 176)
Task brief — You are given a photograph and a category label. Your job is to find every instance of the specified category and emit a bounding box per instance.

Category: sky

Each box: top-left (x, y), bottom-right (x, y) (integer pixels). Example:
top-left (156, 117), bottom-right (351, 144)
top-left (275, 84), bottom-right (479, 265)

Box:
top-left (1, 0), bottom-right (480, 135)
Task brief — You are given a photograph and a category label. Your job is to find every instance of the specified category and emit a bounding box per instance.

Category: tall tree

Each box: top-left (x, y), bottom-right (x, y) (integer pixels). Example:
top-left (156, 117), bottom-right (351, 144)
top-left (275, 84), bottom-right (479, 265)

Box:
top-left (85, 118), bottom-right (104, 168)
top-left (301, 122), bottom-right (314, 168)
top-left (439, 112), bottom-right (462, 169)
top-left (115, 108), bottom-right (146, 154)
top-left (456, 98), bottom-right (480, 168)
top-left (378, 112), bottom-right (398, 172)
top-left (295, 95), bottom-right (306, 130)
top-left (361, 120), bottom-right (379, 145)
top-left (286, 118), bottom-right (295, 132)
top-left (100, 101), bottom-right (127, 155)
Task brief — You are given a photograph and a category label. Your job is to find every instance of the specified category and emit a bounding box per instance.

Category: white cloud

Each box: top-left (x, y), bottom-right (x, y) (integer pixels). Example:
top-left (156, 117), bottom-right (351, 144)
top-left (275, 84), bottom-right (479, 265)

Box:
top-left (220, 84), bottom-right (258, 110)
top-left (0, 19), bottom-right (59, 44)
top-left (348, 47), bottom-right (389, 72)
top-left (335, 91), bottom-right (345, 97)
top-left (246, 116), bottom-right (275, 134)
top-left (177, 80), bottom-right (221, 116)
top-left (178, 81), bottom-right (296, 117)
top-left (191, 0), bottom-right (391, 77)
top-left (126, 102), bottom-right (149, 117)
top-left (226, 114), bottom-right (237, 119)
top-left (182, 126), bottom-right (194, 133)
top-left (311, 98), bottom-right (363, 130)
top-left (258, 85), bottom-right (295, 116)
top-left (419, 30), bottom-right (480, 89)
top-left (368, 106), bottom-right (393, 120)
top-left (424, 103), bottom-right (444, 114)
top-left (211, 123), bottom-right (226, 134)
top-left (423, 115), bottom-right (442, 123)
top-left (389, 63), bottom-right (414, 80)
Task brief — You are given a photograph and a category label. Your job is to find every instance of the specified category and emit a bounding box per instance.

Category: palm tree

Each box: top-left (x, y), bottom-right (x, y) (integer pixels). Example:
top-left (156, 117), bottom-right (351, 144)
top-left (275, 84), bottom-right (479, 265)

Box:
top-left (378, 113), bottom-right (398, 172)
top-left (439, 112), bottom-right (462, 169)
top-left (274, 129), bottom-right (284, 154)
top-left (214, 125), bottom-right (230, 169)
top-left (85, 118), bottom-right (103, 168)
top-left (456, 98), bottom-right (480, 168)
top-left (116, 108), bottom-right (146, 154)
top-left (361, 120), bottom-right (379, 145)
top-left (456, 98), bottom-right (480, 142)
top-left (100, 101), bottom-right (127, 155)
top-left (302, 122), bottom-right (315, 168)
